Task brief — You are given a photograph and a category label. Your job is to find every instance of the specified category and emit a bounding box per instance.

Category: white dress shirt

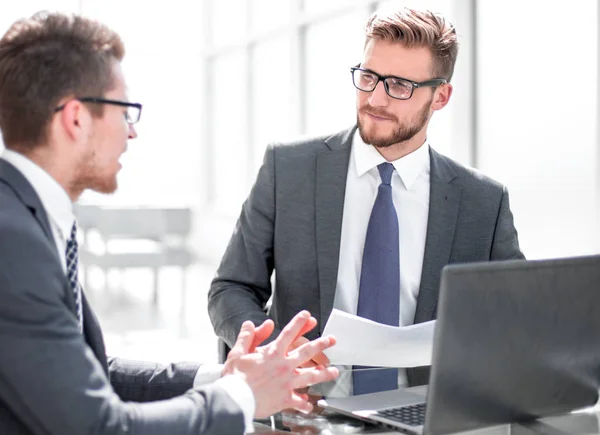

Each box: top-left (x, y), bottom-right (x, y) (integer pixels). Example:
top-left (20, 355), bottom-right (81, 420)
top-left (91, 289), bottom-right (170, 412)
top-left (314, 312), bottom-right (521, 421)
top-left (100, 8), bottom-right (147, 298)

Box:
top-left (330, 129), bottom-right (430, 394)
top-left (1, 149), bottom-right (256, 432)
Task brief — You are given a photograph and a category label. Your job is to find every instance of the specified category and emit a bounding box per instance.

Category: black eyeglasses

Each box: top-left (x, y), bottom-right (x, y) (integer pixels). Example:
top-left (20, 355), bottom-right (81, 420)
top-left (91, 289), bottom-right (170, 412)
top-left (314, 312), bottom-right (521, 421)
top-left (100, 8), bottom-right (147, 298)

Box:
top-left (350, 65), bottom-right (447, 100)
top-left (54, 97), bottom-right (143, 124)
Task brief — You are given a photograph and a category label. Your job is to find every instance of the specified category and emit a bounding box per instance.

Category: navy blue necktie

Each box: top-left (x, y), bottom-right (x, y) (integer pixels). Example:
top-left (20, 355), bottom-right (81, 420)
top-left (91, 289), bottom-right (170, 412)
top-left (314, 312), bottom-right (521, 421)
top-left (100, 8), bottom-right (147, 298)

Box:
top-left (353, 162), bottom-right (400, 395)
top-left (66, 222), bottom-right (83, 332)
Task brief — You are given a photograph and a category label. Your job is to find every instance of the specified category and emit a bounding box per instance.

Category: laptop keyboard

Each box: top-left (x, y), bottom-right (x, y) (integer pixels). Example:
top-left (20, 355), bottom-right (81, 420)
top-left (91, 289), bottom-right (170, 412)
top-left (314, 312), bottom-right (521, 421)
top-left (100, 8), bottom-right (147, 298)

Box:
top-left (376, 403), bottom-right (426, 427)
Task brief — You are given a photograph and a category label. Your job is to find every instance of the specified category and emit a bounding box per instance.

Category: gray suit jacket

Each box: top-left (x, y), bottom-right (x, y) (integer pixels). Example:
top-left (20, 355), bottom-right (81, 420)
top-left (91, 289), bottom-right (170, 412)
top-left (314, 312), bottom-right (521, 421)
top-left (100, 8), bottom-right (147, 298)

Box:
top-left (0, 159), bottom-right (244, 435)
top-left (209, 126), bottom-right (524, 386)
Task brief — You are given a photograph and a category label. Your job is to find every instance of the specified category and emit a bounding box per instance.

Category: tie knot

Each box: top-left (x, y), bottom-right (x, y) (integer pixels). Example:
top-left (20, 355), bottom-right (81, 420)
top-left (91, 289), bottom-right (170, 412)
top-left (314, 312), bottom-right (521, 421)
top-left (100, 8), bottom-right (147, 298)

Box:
top-left (377, 162), bottom-right (394, 186)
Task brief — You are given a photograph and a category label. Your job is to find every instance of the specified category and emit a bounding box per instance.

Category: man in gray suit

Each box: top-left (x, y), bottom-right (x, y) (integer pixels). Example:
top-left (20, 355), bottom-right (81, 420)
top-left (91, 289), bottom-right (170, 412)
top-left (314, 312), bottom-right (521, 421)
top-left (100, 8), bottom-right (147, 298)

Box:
top-left (209, 6), bottom-right (524, 391)
top-left (0, 12), bottom-right (339, 435)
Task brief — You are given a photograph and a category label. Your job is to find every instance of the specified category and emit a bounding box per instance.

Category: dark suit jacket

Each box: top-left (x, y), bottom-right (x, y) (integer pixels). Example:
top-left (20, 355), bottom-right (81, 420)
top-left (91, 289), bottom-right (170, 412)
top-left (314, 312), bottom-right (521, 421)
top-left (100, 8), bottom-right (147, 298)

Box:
top-left (0, 159), bottom-right (244, 435)
top-left (208, 126), bottom-right (525, 386)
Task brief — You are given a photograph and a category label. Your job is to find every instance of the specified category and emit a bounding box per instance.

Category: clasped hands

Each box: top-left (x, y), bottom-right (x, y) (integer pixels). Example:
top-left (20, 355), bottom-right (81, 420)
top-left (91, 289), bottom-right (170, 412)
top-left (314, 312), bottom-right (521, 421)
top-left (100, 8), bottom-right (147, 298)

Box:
top-left (221, 311), bottom-right (338, 418)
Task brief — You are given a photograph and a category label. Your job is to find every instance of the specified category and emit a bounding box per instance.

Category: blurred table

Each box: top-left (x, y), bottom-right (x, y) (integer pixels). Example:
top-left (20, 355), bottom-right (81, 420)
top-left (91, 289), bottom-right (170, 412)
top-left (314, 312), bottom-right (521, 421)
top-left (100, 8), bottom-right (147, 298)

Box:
top-left (250, 370), bottom-right (600, 434)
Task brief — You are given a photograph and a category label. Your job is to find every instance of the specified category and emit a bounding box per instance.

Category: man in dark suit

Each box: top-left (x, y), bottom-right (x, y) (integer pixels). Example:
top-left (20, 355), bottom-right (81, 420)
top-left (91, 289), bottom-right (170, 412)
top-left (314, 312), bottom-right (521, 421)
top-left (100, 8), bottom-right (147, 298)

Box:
top-left (0, 12), bottom-right (338, 435)
top-left (208, 6), bottom-right (524, 392)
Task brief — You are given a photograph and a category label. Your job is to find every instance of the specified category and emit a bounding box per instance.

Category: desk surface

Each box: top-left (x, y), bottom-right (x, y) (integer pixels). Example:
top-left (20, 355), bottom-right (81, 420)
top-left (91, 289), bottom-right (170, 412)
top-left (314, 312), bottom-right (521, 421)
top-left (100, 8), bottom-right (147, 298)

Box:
top-left (252, 408), bottom-right (600, 434)
top-left (252, 373), bottom-right (600, 434)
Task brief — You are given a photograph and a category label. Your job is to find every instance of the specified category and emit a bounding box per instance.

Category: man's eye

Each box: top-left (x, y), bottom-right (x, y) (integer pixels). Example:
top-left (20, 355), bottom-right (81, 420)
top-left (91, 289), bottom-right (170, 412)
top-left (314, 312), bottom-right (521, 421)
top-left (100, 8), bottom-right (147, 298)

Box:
top-left (360, 73), bottom-right (377, 84)
top-left (388, 79), bottom-right (410, 89)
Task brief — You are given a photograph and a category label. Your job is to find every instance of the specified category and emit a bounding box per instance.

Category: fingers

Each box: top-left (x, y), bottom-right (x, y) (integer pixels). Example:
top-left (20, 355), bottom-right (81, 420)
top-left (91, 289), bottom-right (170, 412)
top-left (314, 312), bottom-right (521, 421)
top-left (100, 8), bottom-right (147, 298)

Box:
top-left (296, 391), bottom-right (309, 402)
top-left (295, 316), bottom-right (317, 340)
top-left (298, 359), bottom-right (319, 368)
top-left (274, 310), bottom-right (311, 351)
top-left (288, 336), bottom-right (328, 368)
top-left (288, 336), bottom-right (309, 355)
top-left (287, 393), bottom-right (314, 414)
top-left (290, 366), bottom-right (340, 390)
top-left (288, 336), bottom-right (336, 366)
top-left (228, 320), bottom-right (255, 358)
top-left (294, 386), bottom-right (309, 395)
top-left (250, 319), bottom-right (274, 353)
top-left (311, 351), bottom-right (330, 367)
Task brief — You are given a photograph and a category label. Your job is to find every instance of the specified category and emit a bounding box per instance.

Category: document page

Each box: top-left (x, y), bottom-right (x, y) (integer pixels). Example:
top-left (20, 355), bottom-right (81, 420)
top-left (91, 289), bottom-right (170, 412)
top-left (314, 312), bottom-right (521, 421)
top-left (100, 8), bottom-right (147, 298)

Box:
top-left (322, 309), bottom-right (435, 367)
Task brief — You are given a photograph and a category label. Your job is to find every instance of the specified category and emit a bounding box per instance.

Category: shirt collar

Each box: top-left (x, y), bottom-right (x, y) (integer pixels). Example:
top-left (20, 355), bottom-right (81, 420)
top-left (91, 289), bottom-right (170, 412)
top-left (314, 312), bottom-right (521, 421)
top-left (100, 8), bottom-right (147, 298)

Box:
top-left (352, 129), bottom-right (430, 190)
top-left (1, 149), bottom-right (74, 241)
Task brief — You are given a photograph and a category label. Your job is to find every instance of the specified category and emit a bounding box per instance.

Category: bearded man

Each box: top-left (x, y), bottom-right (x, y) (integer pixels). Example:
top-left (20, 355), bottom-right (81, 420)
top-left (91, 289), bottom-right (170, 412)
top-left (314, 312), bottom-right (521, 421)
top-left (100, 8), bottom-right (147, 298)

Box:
top-left (208, 5), bottom-right (524, 394)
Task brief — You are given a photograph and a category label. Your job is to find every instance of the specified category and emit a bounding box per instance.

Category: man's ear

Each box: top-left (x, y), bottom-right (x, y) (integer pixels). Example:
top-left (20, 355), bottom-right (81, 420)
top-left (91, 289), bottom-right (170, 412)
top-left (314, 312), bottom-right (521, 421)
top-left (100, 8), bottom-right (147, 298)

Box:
top-left (57, 100), bottom-right (90, 141)
top-left (431, 83), bottom-right (453, 112)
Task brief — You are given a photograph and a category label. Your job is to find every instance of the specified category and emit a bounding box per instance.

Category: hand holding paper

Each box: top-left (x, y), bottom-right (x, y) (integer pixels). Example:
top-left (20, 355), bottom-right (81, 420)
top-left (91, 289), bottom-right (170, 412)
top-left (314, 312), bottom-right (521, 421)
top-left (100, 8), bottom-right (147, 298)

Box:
top-left (322, 309), bottom-right (435, 367)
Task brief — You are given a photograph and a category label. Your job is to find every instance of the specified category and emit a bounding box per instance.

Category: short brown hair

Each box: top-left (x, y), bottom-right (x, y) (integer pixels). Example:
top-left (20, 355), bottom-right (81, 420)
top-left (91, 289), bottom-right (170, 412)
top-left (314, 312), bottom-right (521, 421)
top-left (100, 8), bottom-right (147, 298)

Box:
top-left (365, 6), bottom-right (458, 81)
top-left (0, 11), bottom-right (125, 151)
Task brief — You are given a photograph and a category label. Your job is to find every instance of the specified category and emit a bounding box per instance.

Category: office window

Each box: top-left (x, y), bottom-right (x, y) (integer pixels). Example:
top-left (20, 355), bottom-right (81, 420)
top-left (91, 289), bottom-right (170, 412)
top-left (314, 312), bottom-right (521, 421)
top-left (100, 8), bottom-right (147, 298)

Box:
top-left (302, 0), bottom-right (348, 14)
top-left (251, 36), bottom-right (293, 172)
top-left (304, 11), bottom-right (365, 136)
top-left (250, 0), bottom-right (290, 33)
top-left (77, 1), bottom-right (206, 209)
top-left (0, 1), bottom-right (215, 364)
top-left (202, 1), bottom-right (376, 223)
top-left (199, 0), bottom-right (476, 258)
top-left (210, 50), bottom-right (250, 215)
top-left (477, 0), bottom-right (599, 258)
top-left (0, 1), bottom-right (79, 32)
top-left (211, 0), bottom-right (248, 46)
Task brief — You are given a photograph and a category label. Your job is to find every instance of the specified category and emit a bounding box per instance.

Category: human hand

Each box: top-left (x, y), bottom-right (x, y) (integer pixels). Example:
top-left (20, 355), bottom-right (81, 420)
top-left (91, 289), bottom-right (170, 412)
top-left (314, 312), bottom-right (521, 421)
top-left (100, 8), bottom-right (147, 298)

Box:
top-left (288, 336), bottom-right (331, 368)
top-left (255, 313), bottom-right (330, 369)
top-left (222, 311), bottom-right (339, 418)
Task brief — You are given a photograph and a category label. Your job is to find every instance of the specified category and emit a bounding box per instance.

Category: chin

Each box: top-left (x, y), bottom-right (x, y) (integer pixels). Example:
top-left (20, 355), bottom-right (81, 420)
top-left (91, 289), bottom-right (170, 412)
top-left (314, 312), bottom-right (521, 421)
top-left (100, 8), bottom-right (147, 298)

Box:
top-left (92, 178), bottom-right (118, 194)
top-left (360, 127), bottom-right (392, 148)
top-left (93, 186), bottom-right (118, 195)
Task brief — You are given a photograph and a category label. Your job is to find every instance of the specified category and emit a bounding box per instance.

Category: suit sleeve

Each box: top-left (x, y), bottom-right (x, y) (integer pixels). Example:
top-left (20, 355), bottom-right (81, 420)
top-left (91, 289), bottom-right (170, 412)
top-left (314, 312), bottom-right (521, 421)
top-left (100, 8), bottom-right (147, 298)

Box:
top-left (208, 144), bottom-right (282, 348)
top-left (107, 358), bottom-right (200, 402)
top-left (0, 222), bottom-right (244, 435)
top-left (490, 186), bottom-right (525, 260)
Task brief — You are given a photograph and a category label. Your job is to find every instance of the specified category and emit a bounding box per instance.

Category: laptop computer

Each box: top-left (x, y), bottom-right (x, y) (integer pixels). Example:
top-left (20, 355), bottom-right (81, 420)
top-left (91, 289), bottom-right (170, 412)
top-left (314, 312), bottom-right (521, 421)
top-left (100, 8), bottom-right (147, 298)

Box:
top-left (319, 255), bottom-right (600, 434)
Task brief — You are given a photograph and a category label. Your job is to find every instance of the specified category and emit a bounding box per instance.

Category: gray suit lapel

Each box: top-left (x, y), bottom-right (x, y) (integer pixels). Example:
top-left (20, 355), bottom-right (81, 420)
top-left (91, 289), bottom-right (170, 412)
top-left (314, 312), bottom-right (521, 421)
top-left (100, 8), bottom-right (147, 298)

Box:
top-left (0, 158), bottom-right (79, 320)
top-left (413, 148), bottom-right (462, 324)
top-left (315, 127), bottom-right (354, 332)
top-left (0, 159), bottom-right (55, 243)
top-left (81, 292), bottom-right (109, 374)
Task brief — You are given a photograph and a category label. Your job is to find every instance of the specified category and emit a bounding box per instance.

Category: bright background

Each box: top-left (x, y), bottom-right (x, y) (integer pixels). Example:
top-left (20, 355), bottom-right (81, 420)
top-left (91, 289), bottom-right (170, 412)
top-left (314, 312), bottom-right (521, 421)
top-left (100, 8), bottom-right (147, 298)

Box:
top-left (0, 0), bottom-right (598, 363)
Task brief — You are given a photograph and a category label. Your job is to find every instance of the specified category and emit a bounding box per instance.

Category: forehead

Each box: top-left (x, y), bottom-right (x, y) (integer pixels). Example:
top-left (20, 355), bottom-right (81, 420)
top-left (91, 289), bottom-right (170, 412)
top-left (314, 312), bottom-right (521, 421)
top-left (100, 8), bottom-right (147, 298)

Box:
top-left (362, 39), bottom-right (434, 80)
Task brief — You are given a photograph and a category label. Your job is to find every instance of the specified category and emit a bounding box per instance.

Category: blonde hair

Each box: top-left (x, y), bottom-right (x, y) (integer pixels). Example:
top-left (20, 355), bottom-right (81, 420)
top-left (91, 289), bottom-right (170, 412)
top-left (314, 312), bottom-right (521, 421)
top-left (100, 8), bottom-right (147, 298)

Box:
top-left (365, 6), bottom-right (458, 81)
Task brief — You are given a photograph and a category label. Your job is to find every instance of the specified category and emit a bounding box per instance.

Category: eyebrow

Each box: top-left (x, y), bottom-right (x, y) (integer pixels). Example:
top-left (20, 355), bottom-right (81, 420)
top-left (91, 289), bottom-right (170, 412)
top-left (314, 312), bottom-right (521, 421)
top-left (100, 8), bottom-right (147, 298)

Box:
top-left (360, 66), bottom-right (410, 81)
top-left (360, 65), bottom-right (435, 83)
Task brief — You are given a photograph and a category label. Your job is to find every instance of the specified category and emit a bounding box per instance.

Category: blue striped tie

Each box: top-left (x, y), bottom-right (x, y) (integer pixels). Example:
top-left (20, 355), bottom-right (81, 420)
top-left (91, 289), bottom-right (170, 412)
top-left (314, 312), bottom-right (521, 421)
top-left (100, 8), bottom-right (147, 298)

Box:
top-left (353, 162), bottom-right (400, 395)
top-left (66, 222), bottom-right (83, 332)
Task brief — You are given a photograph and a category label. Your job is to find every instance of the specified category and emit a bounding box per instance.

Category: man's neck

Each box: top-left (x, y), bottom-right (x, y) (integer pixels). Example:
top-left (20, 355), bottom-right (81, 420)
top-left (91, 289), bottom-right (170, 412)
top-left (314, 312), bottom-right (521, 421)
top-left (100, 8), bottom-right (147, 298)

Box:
top-left (14, 146), bottom-right (80, 202)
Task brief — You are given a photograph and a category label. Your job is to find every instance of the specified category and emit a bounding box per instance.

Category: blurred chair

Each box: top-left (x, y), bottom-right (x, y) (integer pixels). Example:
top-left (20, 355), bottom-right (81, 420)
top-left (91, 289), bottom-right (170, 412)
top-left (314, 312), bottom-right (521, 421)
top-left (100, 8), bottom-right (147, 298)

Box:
top-left (74, 205), bottom-right (195, 312)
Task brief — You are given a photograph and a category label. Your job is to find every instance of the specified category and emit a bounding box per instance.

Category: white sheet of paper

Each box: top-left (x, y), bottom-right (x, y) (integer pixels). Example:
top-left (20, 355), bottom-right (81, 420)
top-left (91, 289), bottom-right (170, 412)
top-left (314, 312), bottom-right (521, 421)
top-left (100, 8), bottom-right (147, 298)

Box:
top-left (322, 309), bottom-right (435, 368)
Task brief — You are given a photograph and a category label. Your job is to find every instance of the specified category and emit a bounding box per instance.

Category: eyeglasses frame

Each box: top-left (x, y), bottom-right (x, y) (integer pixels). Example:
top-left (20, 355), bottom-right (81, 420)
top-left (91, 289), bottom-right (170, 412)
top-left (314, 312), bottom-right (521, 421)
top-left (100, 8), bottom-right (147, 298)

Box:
top-left (54, 97), bottom-right (143, 124)
top-left (350, 64), bottom-right (447, 100)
